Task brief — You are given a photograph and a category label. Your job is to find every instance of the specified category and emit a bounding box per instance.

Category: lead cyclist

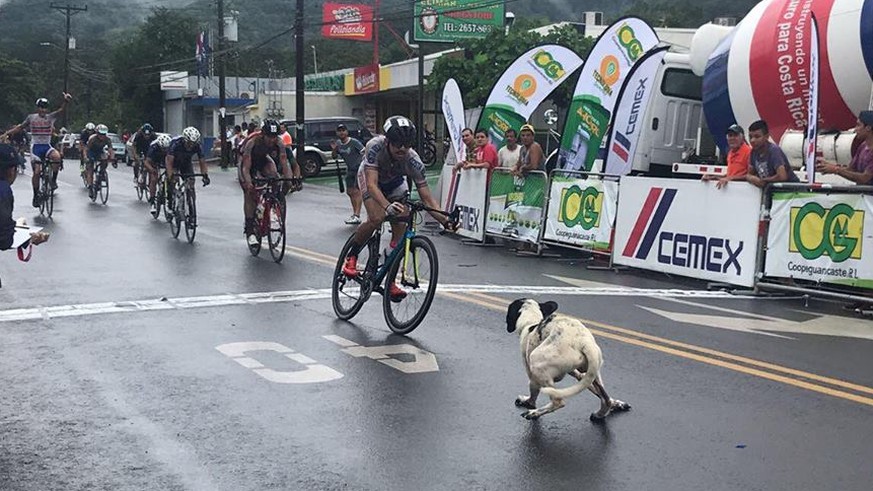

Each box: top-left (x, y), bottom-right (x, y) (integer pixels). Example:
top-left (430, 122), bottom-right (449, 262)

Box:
top-left (341, 115), bottom-right (457, 300)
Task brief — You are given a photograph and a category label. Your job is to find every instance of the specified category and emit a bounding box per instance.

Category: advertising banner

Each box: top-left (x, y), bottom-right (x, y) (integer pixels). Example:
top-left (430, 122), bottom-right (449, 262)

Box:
top-left (804, 15), bottom-right (820, 183)
top-left (543, 176), bottom-right (619, 251)
top-left (558, 17), bottom-right (659, 172)
top-left (613, 177), bottom-right (762, 287)
top-left (160, 71), bottom-right (189, 91)
top-left (322, 3), bottom-right (374, 42)
top-left (453, 168), bottom-right (489, 242)
top-left (477, 45), bottom-right (583, 149)
top-left (604, 47), bottom-right (668, 175)
top-left (414, 0), bottom-right (504, 43)
top-left (765, 192), bottom-right (873, 290)
top-left (485, 170), bottom-right (547, 244)
top-left (353, 63), bottom-right (380, 94)
top-left (442, 78), bottom-right (466, 168)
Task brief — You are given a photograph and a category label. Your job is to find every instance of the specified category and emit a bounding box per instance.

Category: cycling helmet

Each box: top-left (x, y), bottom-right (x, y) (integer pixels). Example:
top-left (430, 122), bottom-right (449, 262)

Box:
top-left (35, 98), bottom-right (49, 108)
top-left (261, 119), bottom-right (280, 136)
top-left (85, 122), bottom-right (96, 131)
top-left (96, 124), bottom-right (109, 135)
top-left (383, 115), bottom-right (416, 148)
top-left (141, 123), bottom-right (154, 135)
top-left (182, 126), bottom-right (201, 143)
top-left (155, 134), bottom-right (172, 149)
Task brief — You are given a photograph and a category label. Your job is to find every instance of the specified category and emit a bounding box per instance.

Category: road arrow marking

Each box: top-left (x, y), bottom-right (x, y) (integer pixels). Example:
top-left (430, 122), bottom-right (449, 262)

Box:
top-left (323, 335), bottom-right (440, 374)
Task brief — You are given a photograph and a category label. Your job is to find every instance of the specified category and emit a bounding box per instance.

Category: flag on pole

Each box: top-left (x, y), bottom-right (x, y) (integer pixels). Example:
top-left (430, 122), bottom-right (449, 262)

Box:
top-left (805, 15), bottom-right (820, 184)
top-left (195, 31), bottom-right (210, 78)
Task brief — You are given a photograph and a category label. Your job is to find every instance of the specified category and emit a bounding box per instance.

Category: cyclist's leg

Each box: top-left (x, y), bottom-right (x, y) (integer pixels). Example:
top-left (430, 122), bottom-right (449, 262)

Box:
top-left (242, 163), bottom-right (264, 239)
top-left (47, 148), bottom-right (62, 188)
top-left (144, 160), bottom-right (158, 200)
top-left (30, 145), bottom-right (49, 206)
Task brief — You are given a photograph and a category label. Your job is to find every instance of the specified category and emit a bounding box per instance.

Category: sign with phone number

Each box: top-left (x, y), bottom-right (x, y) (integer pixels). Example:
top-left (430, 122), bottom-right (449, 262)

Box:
top-left (414, 0), bottom-right (505, 43)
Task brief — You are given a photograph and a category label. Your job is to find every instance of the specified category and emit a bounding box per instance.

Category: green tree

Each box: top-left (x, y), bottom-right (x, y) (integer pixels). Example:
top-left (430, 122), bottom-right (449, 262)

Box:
top-left (110, 8), bottom-right (200, 131)
top-left (0, 52), bottom-right (42, 128)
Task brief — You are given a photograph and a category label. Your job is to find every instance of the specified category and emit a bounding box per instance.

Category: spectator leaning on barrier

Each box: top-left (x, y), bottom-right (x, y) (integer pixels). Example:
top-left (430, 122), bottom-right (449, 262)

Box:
top-left (746, 119), bottom-right (799, 188)
top-left (816, 110), bottom-right (873, 185)
top-left (498, 128), bottom-right (521, 168)
top-left (703, 123), bottom-right (752, 189)
top-left (452, 127), bottom-right (476, 173)
top-left (512, 124), bottom-right (544, 177)
top-left (460, 128), bottom-right (498, 174)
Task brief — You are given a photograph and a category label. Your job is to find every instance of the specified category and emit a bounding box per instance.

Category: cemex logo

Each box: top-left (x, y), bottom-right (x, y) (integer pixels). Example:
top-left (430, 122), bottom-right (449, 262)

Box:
top-left (621, 188), bottom-right (745, 275)
top-left (458, 205), bottom-right (481, 233)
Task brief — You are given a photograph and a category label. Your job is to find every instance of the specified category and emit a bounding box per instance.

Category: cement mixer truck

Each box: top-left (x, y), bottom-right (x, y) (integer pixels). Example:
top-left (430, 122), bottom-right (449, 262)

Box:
top-left (610, 0), bottom-right (873, 178)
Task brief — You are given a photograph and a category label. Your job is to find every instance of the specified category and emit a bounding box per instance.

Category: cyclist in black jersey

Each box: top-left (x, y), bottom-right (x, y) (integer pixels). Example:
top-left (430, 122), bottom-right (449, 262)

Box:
top-left (130, 123), bottom-right (156, 179)
top-left (240, 119), bottom-right (296, 245)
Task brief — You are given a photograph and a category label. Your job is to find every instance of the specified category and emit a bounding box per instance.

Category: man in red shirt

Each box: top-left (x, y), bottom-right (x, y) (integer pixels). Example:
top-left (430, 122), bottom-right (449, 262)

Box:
top-left (703, 123), bottom-right (751, 189)
top-left (460, 128), bottom-right (498, 175)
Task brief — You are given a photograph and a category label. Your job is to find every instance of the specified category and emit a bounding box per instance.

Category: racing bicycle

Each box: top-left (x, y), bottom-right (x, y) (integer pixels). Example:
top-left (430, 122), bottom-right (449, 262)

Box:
top-left (89, 159), bottom-right (112, 205)
top-left (331, 195), bottom-right (458, 335)
top-left (37, 162), bottom-right (55, 217)
top-left (248, 176), bottom-right (300, 263)
top-left (169, 173), bottom-right (207, 243)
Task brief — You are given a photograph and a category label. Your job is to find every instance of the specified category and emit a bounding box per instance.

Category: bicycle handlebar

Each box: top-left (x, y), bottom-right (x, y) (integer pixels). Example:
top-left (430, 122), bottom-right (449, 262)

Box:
top-left (252, 176), bottom-right (302, 185)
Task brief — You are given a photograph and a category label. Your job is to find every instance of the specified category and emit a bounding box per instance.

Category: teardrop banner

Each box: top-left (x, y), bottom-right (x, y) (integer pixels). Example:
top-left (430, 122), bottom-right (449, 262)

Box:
top-left (476, 45), bottom-right (583, 149)
top-left (557, 17), bottom-right (660, 172)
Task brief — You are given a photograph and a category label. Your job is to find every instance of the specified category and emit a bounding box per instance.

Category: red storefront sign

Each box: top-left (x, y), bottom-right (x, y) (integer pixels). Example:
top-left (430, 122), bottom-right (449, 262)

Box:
top-left (353, 63), bottom-right (380, 94)
top-left (322, 3), bottom-right (373, 42)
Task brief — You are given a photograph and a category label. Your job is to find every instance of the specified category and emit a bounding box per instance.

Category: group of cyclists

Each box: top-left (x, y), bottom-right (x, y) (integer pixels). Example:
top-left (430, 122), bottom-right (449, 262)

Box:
top-left (2, 94), bottom-right (457, 270)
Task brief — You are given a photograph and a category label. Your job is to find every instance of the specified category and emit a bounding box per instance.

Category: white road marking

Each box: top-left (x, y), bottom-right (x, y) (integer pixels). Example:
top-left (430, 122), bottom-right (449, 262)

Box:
top-left (323, 335), bottom-right (440, 374)
top-left (0, 285), bottom-right (750, 324)
top-left (215, 341), bottom-right (343, 384)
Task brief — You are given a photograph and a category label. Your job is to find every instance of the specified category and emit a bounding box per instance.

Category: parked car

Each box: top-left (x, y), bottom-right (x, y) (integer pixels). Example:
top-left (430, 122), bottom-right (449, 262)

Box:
top-left (107, 133), bottom-right (127, 163)
top-left (280, 117), bottom-right (373, 177)
top-left (60, 133), bottom-right (79, 159)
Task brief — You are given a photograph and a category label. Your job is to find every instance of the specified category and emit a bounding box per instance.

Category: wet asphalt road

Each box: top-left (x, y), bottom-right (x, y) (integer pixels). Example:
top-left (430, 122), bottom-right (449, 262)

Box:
top-left (1, 161), bottom-right (872, 491)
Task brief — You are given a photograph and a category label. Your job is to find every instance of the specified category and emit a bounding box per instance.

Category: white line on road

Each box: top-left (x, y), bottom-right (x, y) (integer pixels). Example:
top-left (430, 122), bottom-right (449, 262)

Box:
top-left (0, 285), bottom-right (748, 323)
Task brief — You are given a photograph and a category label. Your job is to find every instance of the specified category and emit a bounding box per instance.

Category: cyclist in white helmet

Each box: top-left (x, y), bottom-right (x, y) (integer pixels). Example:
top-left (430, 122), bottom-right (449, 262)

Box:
top-left (165, 127), bottom-right (210, 214)
top-left (84, 124), bottom-right (115, 200)
top-left (144, 133), bottom-right (173, 214)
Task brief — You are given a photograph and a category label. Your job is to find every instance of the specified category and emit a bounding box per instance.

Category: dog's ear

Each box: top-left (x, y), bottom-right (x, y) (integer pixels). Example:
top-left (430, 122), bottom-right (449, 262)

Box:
top-left (506, 299), bottom-right (526, 332)
top-left (539, 301), bottom-right (559, 318)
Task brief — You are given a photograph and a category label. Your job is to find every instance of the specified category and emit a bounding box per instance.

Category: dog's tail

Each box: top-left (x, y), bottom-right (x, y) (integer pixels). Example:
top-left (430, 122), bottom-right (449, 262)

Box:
top-left (539, 370), bottom-right (596, 400)
top-left (539, 344), bottom-right (602, 400)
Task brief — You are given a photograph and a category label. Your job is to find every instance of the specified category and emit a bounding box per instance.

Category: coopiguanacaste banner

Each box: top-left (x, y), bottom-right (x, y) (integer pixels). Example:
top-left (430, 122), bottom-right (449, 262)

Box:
top-left (604, 46), bottom-right (668, 175)
top-left (485, 170), bottom-right (548, 244)
top-left (558, 17), bottom-right (659, 172)
top-left (477, 45), bottom-right (583, 149)
top-left (765, 191), bottom-right (873, 290)
top-left (543, 175), bottom-right (619, 251)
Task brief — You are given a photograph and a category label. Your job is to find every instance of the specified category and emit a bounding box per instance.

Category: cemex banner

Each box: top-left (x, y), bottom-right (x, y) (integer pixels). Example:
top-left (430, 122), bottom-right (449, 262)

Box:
top-left (543, 176), bottom-right (619, 251)
top-left (485, 170), bottom-right (548, 244)
top-left (477, 45), bottom-right (583, 149)
top-left (452, 168), bottom-right (489, 242)
top-left (558, 17), bottom-right (659, 172)
top-left (766, 192), bottom-right (873, 290)
top-left (322, 3), bottom-right (374, 42)
top-left (604, 47), bottom-right (668, 175)
top-left (613, 177), bottom-right (761, 287)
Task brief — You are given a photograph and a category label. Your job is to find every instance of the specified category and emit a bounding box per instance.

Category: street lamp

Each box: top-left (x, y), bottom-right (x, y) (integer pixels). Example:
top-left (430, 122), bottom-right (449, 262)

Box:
top-left (311, 45), bottom-right (318, 75)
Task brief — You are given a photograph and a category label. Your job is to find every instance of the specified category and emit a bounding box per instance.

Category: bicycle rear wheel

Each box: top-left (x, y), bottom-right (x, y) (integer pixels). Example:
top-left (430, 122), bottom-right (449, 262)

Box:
top-left (184, 188), bottom-right (197, 243)
top-left (99, 170), bottom-right (109, 204)
top-left (38, 175), bottom-right (48, 216)
top-left (331, 233), bottom-right (375, 321)
top-left (382, 235), bottom-right (439, 335)
top-left (267, 195), bottom-right (286, 263)
top-left (135, 169), bottom-right (145, 201)
top-left (170, 187), bottom-right (183, 238)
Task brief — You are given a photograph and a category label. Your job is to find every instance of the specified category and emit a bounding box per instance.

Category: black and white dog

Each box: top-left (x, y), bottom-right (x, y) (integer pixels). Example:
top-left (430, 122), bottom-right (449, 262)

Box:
top-left (506, 298), bottom-right (630, 422)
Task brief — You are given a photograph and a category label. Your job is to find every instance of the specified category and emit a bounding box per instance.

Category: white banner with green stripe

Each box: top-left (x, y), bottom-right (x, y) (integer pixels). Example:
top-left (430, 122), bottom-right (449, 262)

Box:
top-left (766, 192), bottom-right (873, 290)
top-left (543, 176), bottom-right (618, 251)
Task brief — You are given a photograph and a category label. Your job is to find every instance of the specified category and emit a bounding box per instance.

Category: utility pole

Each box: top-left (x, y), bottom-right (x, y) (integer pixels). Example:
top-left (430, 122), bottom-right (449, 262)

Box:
top-left (218, 0), bottom-right (228, 169)
top-left (50, 2), bottom-right (87, 128)
top-left (295, 0), bottom-right (305, 164)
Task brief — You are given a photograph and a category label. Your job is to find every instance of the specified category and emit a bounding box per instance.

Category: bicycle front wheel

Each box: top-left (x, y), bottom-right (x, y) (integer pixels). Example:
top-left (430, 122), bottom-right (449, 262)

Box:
top-left (382, 235), bottom-right (439, 335)
top-left (99, 171), bottom-right (109, 204)
top-left (46, 181), bottom-right (54, 217)
top-left (184, 189), bottom-right (197, 244)
top-left (170, 188), bottom-right (183, 238)
top-left (267, 196), bottom-right (286, 263)
top-left (331, 233), bottom-right (374, 321)
top-left (135, 171), bottom-right (145, 201)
